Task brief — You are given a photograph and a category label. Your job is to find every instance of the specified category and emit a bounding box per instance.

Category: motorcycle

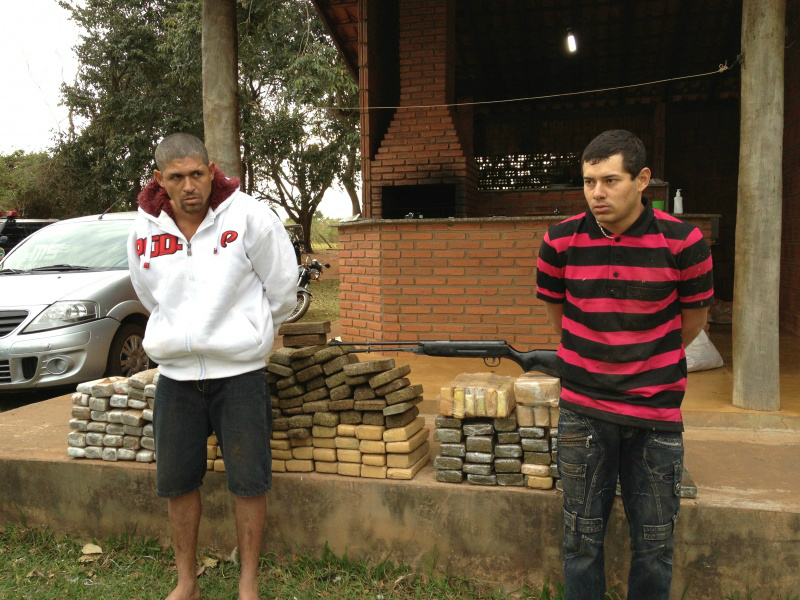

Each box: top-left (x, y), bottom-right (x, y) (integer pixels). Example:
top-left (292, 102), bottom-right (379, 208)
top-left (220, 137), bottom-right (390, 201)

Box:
top-left (284, 255), bottom-right (330, 323)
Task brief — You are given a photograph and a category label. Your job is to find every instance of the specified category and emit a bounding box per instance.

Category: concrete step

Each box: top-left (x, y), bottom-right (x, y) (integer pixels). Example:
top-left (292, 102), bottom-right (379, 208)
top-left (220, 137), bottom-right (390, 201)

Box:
top-left (683, 409), bottom-right (800, 432)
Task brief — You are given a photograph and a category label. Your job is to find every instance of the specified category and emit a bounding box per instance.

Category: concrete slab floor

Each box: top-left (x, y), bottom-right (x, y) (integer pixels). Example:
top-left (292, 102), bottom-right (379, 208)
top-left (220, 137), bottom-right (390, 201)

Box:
top-left (1, 324), bottom-right (799, 596)
top-left (1, 324), bottom-right (799, 513)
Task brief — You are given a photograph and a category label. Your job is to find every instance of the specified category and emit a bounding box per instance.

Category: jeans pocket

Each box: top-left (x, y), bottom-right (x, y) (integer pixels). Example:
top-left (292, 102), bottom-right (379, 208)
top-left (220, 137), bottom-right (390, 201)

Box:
top-left (559, 460), bottom-right (587, 505)
top-left (563, 509), bottom-right (603, 560)
top-left (643, 521), bottom-right (673, 541)
top-left (563, 526), bottom-right (584, 559)
top-left (645, 432), bottom-right (683, 498)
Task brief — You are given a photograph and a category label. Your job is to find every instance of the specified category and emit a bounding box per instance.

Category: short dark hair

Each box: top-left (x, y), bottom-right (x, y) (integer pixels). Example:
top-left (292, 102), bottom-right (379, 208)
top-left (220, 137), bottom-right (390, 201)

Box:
top-left (581, 130), bottom-right (646, 178)
top-left (155, 133), bottom-right (209, 171)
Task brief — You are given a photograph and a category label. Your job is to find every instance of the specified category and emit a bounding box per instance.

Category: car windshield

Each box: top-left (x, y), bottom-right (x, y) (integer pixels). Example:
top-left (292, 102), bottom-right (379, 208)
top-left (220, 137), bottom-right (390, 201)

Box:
top-left (0, 219), bottom-right (132, 271)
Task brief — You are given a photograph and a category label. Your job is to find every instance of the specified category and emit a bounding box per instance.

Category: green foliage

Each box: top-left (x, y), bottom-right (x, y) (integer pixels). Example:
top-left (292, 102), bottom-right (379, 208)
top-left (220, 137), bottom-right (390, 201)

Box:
top-left (47, 0), bottom-right (359, 233)
top-left (238, 0), bottom-right (359, 252)
top-left (0, 152), bottom-right (49, 214)
top-left (310, 213), bottom-right (339, 249)
top-left (0, 150), bottom-right (105, 218)
top-left (55, 0), bottom-right (203, 214)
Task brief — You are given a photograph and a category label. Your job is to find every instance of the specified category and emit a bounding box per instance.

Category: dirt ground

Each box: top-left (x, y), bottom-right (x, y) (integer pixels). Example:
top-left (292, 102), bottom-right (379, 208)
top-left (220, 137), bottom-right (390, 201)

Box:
top-left (311, 248), bottom-right (339, 280)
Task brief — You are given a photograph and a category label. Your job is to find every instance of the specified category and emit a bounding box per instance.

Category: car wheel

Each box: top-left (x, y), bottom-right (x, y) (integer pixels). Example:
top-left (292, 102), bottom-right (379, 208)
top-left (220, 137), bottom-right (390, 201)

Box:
top-left (106, 323), bottom-right (151, 377)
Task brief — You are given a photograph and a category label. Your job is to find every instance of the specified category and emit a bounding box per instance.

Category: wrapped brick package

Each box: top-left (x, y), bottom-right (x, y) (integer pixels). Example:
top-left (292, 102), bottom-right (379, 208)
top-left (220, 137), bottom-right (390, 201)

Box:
top-left (434, 372), bottom-right (562, 491)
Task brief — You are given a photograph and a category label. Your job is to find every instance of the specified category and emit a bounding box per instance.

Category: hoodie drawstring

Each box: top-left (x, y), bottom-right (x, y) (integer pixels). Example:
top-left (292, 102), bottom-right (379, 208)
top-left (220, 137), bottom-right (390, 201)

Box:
top-left (213, 207), bottom-right (227, 255)
top-left (143, 221), bottom-right (153, 269)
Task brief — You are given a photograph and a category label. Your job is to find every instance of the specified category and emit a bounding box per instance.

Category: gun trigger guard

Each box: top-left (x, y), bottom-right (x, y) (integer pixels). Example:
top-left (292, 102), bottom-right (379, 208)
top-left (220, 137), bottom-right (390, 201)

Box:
top-left (484, 357), bottom-right (501, 367)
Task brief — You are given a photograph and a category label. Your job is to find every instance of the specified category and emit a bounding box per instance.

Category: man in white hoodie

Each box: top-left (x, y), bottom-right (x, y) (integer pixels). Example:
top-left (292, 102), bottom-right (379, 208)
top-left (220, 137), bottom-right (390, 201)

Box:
top-left (128, 133), bottom-right (297, 600)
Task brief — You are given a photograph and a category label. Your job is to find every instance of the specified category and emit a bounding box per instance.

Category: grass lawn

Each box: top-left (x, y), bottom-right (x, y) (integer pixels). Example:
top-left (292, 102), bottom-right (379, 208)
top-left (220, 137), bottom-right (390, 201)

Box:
top-left (2, 524), bottom-right (798, 599)
top-left (0, 523), bottom-right (565, 599)
top-left (301, 277), bottom-right (340, 324)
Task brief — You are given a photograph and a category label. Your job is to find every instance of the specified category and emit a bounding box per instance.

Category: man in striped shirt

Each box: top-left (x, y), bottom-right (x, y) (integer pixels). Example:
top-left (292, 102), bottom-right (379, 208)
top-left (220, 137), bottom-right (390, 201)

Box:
top-left (536, 130), bottom-right (713, 600)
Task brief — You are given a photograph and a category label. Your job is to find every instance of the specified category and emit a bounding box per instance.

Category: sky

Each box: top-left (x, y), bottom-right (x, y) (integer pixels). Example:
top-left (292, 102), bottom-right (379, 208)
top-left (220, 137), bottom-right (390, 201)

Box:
top-left (0, 0), bottom-right (355, 219)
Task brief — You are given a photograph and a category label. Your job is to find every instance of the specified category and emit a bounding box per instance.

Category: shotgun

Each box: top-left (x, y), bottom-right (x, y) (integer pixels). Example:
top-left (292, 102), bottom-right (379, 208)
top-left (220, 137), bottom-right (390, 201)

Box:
top-left (329, 340), bottom-right (559, 377)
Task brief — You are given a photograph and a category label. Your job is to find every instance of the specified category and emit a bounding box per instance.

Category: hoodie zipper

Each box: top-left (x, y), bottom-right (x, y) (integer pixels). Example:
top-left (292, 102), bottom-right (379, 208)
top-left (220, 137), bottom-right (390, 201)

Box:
top-left (184, 217), bottom-right (218, 382)
top-left (145, 209), bottom-right (220, 381)
top-left (185, 241), bottom-right (194, 354)
top-left (184, 239), bottom-right (206, 380)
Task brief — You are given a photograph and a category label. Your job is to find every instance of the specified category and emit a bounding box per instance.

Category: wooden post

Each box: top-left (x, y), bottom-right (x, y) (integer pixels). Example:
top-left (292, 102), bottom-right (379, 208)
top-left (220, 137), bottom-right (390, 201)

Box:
top-left (202, 0), bottom-right (242, 181)
top-left (732, 0), bottom-right (785, 410)
top-left (358, 0), bottom-right (371, 218)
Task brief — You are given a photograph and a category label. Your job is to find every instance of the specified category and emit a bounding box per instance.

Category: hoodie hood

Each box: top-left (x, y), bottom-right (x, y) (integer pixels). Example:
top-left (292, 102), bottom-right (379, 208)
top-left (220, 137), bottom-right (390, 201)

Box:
top-left (137, 169), bottom-right (241, 219)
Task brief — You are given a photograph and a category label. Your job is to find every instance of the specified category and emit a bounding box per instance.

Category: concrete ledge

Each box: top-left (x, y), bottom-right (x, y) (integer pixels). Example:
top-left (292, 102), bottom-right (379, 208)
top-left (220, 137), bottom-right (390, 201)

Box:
top-left (684, 409), bottom-right (800, 432)
top-left (1, 458), bottom-right (798, 598)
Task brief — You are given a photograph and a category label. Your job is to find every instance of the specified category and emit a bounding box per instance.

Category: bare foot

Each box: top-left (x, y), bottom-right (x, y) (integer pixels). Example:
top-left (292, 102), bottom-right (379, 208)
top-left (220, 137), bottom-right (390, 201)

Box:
top-left (238, 577), bottom-right (259, 600)
top-left (166, 581), bottom-right (201, 600)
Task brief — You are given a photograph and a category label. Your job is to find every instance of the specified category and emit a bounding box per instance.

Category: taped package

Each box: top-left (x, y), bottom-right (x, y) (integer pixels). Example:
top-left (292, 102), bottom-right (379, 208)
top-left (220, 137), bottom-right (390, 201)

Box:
top-left (514, 372), bottom-right (561, 407)
top-left (439, 373), bottom-right (517, 418)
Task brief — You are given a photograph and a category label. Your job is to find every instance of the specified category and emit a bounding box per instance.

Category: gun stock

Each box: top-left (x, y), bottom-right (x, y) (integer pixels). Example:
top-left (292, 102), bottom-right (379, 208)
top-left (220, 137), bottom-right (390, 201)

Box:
top-left (330, 340), bottom-right (559, 377)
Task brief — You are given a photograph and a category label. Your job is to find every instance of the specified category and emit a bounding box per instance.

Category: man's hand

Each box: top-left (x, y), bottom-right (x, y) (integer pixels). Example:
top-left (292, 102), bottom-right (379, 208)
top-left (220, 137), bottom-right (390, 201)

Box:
top-left (681, 307), bottom-right (710, 347)
top-left (544, 302), bottom-right (564, 340)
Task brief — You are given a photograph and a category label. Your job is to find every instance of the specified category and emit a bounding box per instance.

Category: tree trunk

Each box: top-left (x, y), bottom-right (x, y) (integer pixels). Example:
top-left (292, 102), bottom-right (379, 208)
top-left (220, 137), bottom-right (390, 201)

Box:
top-left (343, 150), bottom-right (361, 216)
top-left (732, 0), bottom-right (785, 410)
top-left (242, 143), bottom-right (254, 195)
top-left (301, 209), bottom-right (314, 255)
top-left (345, 182), bottom-right (361, 217)
top-left (131, 178), bottom-right (141, 211)
top-left (202, 0), bottom-right (242, 181)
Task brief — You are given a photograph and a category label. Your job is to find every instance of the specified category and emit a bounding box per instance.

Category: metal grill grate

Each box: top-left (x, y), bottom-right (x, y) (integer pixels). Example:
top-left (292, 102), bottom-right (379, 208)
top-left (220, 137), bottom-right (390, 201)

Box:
top-left (0, 310), bottom-right (28, 338)
top-left (476, 153), bottom-right (580, 191)
top-left (0, 360), bottom-right (10, 383)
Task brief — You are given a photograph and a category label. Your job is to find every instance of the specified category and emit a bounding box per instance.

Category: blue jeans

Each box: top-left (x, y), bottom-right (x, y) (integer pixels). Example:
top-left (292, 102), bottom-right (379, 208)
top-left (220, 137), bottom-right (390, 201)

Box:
top-left (557, 407), bottom-right (683, 600)
top-left (153, 369), bottom-right (272, 498)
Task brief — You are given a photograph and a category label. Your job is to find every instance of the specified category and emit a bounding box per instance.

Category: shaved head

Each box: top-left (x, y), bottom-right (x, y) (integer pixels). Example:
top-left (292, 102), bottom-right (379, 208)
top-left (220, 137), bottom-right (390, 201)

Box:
top-left (155, 133), bottom-right (209, 171)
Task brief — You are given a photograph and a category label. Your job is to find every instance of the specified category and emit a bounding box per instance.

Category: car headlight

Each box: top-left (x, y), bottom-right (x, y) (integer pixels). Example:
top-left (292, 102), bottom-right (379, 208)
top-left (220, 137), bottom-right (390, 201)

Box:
top-left (23, 301), bottom-right (100, 333)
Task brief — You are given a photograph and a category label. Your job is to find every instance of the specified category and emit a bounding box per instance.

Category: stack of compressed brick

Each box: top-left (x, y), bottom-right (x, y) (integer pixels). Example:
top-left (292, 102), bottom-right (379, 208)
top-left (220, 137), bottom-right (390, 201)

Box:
top-left (267, 321), bottom-right (349, 473)
top-left (433, 371), bottom-right (562, 490)
top-left (434, 415), bottom-right (524, 487)
top-left (310, 412), bottom-right (338, 473)
top-left (265, 321), bottom-right (429, 479)
top-left (207, 434), bottom-right (224, 472)
top-left (384, 416), bottom-right (429, 480)
top-left (333, 423), bottom-right (360, 476)
top-left (355, 424), bottom-right (386, 478)
top-left (66, 369), bottom-right (157, 463)
top-left (515, 372), bottom-right (561, 491)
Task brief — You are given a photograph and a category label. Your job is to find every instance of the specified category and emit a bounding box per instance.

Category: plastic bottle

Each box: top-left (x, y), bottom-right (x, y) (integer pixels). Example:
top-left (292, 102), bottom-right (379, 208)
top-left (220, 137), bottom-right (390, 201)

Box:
top-left (673, 189), bottom-right (683, 214)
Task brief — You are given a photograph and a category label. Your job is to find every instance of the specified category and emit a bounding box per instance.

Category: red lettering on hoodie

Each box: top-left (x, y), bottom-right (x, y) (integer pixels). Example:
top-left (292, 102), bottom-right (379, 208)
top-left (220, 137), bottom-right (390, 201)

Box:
top-left (220, 231), bottom-right (239, 248)
top-left (136, 234), bottom-right (184, 258)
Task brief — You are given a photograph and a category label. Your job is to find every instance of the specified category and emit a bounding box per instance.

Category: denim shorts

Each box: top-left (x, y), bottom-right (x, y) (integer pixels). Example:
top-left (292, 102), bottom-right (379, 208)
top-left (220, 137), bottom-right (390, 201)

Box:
top-left (153, 369), bottom-right (272, 498)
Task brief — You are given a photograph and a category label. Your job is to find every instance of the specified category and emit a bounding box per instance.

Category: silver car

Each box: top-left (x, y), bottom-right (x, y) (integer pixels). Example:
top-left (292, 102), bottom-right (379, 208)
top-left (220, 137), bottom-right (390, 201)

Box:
top-left (0, 212), bottom-right (150, 391)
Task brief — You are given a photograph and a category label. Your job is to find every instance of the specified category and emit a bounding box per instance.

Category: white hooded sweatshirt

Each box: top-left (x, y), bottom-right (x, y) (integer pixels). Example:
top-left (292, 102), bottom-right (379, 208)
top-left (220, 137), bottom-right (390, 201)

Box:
top-left (127, 179), bottom-right (297, 381)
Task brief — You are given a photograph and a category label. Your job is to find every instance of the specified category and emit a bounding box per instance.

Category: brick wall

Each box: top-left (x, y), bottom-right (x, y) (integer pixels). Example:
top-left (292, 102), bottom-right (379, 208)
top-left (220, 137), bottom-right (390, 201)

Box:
top-left (339, 219), bottom-right (556, 348)
top-left (338, 216), bottom-right (718, 348)
top-left (367, 0), bottom-right (478, 218)
top-left (780, 1), bottom-right (800, 334)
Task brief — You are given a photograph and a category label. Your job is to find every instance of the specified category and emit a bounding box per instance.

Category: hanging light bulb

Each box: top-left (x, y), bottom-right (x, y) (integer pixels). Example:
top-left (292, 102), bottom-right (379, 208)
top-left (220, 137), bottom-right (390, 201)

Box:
top-left (566, 28), bottom-right (577, 53)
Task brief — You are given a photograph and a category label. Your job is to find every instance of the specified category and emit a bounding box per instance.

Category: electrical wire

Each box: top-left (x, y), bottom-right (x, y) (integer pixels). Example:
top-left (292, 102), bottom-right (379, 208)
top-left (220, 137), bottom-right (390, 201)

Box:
top-left (318, 56), bottom-right (742, 112)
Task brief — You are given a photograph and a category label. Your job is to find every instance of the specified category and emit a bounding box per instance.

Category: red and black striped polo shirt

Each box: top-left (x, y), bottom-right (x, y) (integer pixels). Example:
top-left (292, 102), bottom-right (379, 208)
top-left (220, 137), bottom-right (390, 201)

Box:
top-left (536, 201), bottom-right (714, 431)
